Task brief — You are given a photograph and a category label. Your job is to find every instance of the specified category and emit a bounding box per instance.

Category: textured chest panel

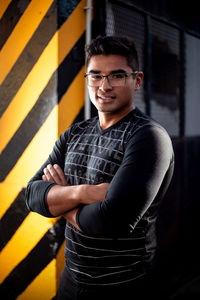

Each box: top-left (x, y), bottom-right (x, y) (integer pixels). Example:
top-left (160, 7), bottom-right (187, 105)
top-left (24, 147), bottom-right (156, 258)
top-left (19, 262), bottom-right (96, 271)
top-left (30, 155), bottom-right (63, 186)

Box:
top-left (64, 123), bottom-right (129, 185)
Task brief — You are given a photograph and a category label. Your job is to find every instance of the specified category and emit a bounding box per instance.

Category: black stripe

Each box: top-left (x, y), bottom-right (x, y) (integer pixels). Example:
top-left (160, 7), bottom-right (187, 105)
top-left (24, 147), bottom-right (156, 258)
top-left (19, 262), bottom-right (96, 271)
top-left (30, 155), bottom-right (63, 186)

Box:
top-left (0, 217), bottom-right (66, 299)
top-left (0, 0), bottom-right (57, 118)
top-left (0, 0), bottom-right (82, 118)
top-left (58, 0), bottom-right (81, 28)
top-left (0, 0), bottom-right (31, 50)
top-left (0, 189), bottom-right (29, 252)
top-left (57, 34), bottom-right (85, 99)
top-left (0, 33), bottom-right (85, 182)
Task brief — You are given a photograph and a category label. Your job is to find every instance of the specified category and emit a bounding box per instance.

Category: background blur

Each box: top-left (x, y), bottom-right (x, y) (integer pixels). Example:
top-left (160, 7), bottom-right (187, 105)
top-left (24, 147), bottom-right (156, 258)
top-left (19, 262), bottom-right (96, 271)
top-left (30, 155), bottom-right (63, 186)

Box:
top-left (0, 0), bottom-right (200, 299)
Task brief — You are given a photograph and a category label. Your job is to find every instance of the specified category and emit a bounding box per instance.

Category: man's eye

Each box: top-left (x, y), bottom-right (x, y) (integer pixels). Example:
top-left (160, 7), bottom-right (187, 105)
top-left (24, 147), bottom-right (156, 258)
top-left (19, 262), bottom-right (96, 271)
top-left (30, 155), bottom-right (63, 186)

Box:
top-left (91, 75), bottom-right (102, 80)
top-left (111, 73), bottom-right (125, 79)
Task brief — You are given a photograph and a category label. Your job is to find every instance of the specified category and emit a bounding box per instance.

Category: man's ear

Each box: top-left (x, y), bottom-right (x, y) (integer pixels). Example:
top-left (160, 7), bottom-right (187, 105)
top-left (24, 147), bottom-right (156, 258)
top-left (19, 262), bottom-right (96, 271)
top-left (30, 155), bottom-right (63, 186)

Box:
top-left (135, 72), bottom-right (144, 90)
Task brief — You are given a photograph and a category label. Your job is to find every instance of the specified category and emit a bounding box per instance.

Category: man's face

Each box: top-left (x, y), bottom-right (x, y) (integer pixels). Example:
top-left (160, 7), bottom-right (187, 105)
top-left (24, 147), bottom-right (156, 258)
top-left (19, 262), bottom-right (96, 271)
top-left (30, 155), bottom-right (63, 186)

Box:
top-left (86, 54), bottom-right (143, 115)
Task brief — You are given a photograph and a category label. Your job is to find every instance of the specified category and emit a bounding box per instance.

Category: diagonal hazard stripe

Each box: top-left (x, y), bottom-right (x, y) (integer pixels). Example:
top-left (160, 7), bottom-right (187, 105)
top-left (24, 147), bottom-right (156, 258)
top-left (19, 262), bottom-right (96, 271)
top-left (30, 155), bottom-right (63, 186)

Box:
top-left (0, 0), bottom-right (12, 20)
top-left (58, 66), bottom-right (85, 135)
top-left (0, 0), bottom-right (31, 51)
top-left (0, 0), bottom-right (86, 290)
top-left (0, 212), bottom-right (59, 283)
top-left (58, 0), bottom-right (80, 29)
top-left (0, 70), bottom-right (84, 219)
top-left (0, 106), bottom-right (83, 282)
top-left (17, 260), bottom-right (58, 300)
top-left (0, 34), bottom-right (85, 182)
top-left (0, 218), bottom-right (66, 298)
top-left (0, 0), bottom-right (57, 118)
top-left (0, 0), bottom-right (54, 86)
top-left (0, 31), bottom-right (58, 155)
top-left (0, 0), bottom-right (86, 155)
top-left (0, 189), bottom-right (29, 252)
top-left (0, 72), bottom-right (58, 182)
top-left (0, 213), bottom-right (52, 283)
top-left (0, 105), bottom-right (58, 220)
top-left (0, 0), bottom-right (87, 296)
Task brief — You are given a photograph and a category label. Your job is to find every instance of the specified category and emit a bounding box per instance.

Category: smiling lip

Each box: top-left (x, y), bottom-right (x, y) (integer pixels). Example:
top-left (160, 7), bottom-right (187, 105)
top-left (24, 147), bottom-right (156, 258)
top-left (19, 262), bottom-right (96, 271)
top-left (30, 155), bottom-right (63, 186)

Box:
top-left (97, 95), bottom-right (115, 102)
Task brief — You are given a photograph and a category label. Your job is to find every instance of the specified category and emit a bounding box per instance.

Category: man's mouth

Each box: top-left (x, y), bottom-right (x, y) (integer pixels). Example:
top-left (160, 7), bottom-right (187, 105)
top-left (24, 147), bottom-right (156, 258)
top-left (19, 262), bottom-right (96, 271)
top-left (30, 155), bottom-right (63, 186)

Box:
top-left (97, 95), bottom-right (116, 102)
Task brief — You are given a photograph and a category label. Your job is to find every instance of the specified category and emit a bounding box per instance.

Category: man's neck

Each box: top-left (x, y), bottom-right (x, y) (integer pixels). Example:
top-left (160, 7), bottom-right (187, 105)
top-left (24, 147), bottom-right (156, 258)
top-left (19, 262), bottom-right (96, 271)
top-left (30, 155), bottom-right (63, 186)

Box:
top-left (98, 106), bottom-right (135, 130)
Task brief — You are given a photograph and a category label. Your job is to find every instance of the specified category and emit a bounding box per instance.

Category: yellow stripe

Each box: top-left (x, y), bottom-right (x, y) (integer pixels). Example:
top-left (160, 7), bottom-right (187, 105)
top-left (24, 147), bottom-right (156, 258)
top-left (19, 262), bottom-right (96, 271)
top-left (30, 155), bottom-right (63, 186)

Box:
top-left (58, 66), bottom-right (85, 135)
top-left (0, 67), bottom-right (85, 218)
top-left (17, 260), bottom-right (57, 300)
top-left (58, 0), bottom-right (86, 64)
top-left (0, 0), bottom-right (12, 19)
top-left (0, 32), bottom-right (58, 154)
top-left (0, 106), bottom-right (58, 219)
top-left (0, 213), bottom-right (57, 283)
top-left (0, 69), bottom-right (85, 282)
top-left (0, 0), bottom-right (54, 85)
top-left (0, 0), bottom-right (86, 287)
top-left (0, 110), bottom-right (58, 284)
top-left (0, 0), bottom-right (86, 154)
top-left (0, 0), bottom-right (87, 294)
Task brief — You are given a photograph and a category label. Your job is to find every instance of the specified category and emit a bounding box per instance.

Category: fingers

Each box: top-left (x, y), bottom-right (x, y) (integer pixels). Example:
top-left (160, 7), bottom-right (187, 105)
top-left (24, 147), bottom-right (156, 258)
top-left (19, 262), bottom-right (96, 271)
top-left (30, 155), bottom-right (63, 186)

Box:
top-left (42, 164), bottom-right (67, 185)
top-left (43, 166), bottom-right (54, 182)
top-left (53, 164), bottom-right (68, 185)
top-left (42, 174), bottom-right (48, 181)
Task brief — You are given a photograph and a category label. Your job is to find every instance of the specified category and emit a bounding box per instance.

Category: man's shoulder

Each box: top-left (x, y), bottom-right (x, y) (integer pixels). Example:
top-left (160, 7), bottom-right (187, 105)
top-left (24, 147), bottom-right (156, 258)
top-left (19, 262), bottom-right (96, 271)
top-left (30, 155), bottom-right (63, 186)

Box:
top-left (131, 107), bottom-right (168, 133)
top-left (128, 108), bottom-right (172, 144)
top-left (127, 109), bottom-right (174, 160)
top-left (131, 107), bottom-right (157, 126)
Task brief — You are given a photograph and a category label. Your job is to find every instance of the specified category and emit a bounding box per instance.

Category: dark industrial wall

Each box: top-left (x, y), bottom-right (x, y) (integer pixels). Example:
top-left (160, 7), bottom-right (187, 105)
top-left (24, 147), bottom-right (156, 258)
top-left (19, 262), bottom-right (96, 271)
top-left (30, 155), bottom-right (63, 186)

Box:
top-left (103, 0), bottom-right (200, 298)
top-left (0, 0), bottom-right (86, 298)
top-left (156, 137), bottom-right (200, 299)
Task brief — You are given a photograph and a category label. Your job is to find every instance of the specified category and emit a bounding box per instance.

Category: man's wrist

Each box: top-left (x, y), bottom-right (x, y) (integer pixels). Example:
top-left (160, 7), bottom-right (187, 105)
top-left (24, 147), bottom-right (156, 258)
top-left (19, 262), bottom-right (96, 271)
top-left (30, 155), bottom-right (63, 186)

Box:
top-left (46, 184), bottom-right (81, 216)
top-left (77, 184), bottom-right (89, 204)
top-left (64, 185), bottom-right (82, 207)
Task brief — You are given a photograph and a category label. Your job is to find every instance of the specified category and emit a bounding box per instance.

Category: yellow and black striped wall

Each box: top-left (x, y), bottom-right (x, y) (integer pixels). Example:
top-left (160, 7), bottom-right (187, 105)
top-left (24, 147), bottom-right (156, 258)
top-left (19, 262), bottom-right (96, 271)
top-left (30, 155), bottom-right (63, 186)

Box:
top-left (0, 0), bottom-right (90, 298)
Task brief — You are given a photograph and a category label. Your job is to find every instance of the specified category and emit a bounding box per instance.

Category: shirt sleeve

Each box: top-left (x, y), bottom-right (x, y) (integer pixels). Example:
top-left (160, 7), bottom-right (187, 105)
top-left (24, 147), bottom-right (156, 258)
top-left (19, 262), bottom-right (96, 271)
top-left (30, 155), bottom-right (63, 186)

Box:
top-left (25, 129), bottom-right (70, 217)
top-left (76, 125), bottom-right (174, 236)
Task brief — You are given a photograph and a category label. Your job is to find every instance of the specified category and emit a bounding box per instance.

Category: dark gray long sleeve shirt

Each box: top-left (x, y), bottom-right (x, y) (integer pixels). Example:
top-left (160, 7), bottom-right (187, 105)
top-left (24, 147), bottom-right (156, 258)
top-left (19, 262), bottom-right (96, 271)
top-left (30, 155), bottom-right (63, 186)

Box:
top-left (26, 108), bottom-right (174, 286)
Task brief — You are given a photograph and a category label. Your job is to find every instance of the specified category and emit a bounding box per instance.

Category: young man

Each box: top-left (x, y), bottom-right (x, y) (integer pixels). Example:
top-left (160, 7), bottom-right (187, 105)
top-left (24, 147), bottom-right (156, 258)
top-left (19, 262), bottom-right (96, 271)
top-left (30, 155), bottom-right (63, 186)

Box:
top-left (26, 36), bottom-right (174, 299)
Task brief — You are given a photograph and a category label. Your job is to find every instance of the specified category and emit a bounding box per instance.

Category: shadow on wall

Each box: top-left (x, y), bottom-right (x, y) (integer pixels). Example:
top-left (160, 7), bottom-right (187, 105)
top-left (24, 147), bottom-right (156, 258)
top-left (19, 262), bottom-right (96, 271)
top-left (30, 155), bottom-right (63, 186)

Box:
top-left (155, 137), bottom-right (200, 299)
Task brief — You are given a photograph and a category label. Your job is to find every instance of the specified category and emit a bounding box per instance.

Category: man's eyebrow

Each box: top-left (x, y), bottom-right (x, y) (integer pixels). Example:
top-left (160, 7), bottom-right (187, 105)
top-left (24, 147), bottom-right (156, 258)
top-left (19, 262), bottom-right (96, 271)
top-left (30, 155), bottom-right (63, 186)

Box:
top-left (88, 70), bottom-right (101, 74)
top-left (88, 69), bottom-right (127, 74)
top-left (110, 69), bottom-right (126, 74)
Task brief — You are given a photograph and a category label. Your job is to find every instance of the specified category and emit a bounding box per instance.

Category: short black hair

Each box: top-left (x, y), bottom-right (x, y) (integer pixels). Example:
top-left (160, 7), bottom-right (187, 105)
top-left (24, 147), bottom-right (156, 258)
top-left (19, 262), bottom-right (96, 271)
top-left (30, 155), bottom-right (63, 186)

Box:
top-left (85, 35), bottom-right (139, 71)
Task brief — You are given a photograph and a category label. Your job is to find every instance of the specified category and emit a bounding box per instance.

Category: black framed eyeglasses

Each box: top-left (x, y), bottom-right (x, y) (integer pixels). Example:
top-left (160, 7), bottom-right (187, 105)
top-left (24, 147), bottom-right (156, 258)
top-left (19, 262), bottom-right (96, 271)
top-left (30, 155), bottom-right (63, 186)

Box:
top-left (84, 71), bottom-right (138, 87)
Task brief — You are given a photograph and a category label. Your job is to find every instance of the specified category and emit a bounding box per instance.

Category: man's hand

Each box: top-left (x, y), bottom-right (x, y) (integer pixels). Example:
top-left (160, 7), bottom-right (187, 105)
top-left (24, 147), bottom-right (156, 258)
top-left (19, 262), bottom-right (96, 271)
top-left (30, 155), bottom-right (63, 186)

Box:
top-left (42, 164), bottom-right (81, 229)
top-left (42, 164), bottom-right (68, 186)
top-left (42, 164), bottom-right (109, 231)
top-left (63, 208), bottom-right (81, 231)
top-left (64, 183), bottom-right (109, 231)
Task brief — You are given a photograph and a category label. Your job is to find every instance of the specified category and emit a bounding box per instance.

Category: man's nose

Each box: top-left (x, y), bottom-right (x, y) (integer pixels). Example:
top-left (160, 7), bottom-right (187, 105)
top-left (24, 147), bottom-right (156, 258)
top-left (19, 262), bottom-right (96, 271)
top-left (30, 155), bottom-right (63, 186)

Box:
top-left (99, 77), bottom-right (112, 91)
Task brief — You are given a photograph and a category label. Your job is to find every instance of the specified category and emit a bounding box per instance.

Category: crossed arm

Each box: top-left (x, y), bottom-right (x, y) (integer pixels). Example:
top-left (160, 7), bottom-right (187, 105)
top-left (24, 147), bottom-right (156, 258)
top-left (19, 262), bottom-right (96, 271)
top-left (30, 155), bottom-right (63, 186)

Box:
top-left (26, 125), bottom-right (173, 236)
top-left (42, 163), bottom-right (109, 230)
